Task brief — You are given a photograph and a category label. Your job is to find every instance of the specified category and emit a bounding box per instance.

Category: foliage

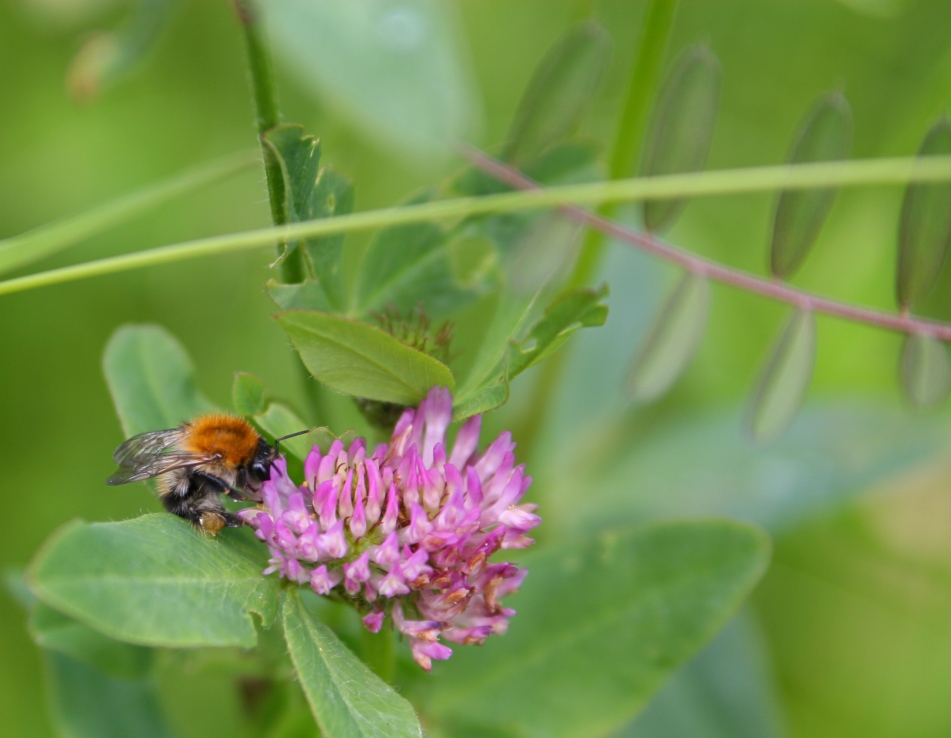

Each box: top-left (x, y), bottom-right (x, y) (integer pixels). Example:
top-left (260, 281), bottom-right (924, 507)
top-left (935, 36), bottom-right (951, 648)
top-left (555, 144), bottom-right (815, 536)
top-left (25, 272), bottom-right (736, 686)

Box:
top-left (4, 2), bottom-right (951, 738)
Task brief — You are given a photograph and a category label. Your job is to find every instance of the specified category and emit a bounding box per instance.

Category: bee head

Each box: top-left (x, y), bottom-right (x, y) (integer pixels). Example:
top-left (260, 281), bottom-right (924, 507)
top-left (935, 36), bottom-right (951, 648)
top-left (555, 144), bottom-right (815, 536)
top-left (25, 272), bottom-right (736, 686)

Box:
top-left (248, 438), bottom-right (277, 484)
top-left (247, 429), bottom-right (310, 486)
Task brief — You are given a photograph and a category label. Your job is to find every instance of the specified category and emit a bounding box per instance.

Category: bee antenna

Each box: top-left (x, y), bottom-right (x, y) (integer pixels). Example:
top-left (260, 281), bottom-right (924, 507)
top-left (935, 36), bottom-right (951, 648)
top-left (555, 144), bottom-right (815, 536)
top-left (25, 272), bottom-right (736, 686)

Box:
top-left (274, 429), bottom-right (310, 453)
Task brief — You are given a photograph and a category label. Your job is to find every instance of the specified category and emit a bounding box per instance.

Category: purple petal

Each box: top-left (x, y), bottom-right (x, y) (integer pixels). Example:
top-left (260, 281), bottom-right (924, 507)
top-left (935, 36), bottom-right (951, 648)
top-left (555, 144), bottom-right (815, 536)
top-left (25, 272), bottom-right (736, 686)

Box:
top-left (310, 565), bottom-right (341, 595)
top-left (317, 519), bottom-right (348, 559)
top-left (421, 386), bottom-right (452, 465)
top-left (362, 610), bottom-right (385, 633)
top-left (449, 414), bottom-right (481, 469)
top-left (304, 446), bottom-right (322, 487)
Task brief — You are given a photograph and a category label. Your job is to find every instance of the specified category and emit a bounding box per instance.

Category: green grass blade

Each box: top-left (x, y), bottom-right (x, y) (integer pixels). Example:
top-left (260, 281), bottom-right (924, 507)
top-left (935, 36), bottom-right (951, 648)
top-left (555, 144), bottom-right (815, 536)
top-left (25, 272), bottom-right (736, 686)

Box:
top-left (0, 149), bottom-right (258, 277)
top-left (4, 155), bottom-right (951, 297)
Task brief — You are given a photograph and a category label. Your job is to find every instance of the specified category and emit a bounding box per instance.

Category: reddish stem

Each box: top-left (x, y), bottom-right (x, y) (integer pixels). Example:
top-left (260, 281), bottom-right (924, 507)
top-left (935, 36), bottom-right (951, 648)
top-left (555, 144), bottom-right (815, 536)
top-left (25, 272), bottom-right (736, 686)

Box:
top-left (459, 144), bottom-right (951, 342)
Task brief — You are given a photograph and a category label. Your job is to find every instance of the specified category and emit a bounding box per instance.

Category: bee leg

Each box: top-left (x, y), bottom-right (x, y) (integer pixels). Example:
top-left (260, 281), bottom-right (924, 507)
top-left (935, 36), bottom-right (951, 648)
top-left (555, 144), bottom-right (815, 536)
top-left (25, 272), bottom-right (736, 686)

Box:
top-left (192, 495), bottom-right (244, 535)
top-left (161, 493), bottom-right (206, 529)
top-left (192, 471), bottom-right (251, 501)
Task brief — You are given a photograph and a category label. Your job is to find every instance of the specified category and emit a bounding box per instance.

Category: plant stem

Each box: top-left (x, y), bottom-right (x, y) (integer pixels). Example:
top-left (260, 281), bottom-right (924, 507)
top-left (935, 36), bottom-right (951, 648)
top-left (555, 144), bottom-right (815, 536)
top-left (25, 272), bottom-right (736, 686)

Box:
top-left (571, 0), bottom-right (678, 289)
top-left (6, 154), bottom-right (951, 298)
top-left (0, 149), bottom-right (259, 277)
top-left (234, 0), bottom-right (306, 283)
top-left (461, 145), bottom-right (951, 341)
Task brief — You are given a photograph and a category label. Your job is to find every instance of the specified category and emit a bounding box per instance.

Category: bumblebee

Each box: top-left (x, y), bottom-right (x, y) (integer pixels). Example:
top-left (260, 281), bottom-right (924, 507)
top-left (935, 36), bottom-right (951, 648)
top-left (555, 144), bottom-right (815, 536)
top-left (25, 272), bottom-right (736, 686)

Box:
top-left (107, 413), bottom-right (307, 535)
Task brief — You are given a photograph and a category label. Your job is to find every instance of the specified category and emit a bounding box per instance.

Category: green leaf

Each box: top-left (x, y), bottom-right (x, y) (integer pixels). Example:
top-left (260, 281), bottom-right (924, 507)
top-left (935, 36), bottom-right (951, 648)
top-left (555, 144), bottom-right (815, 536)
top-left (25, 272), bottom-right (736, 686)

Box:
top-left (31, 602), bottom-right (154, 680)
top-left (896, 116), bottom-right (951, 309)
top-left (3, 567), bottom-right (35, 610)
top-left (66, 0), bottom-right (177, 101)
top-left (641, 44), bottom-right (722, 233)
top-left (507, 284), bottom-right (609, 378)
top-left (262, 124), bottom-right (322, 262)
top-left (618, 611), bottom-right (785, 738)
top-left (900, 333), bottom-right (951, 407)
top-left (549, 401), bottom-right (947, 538)
top-left (306, 166), bottom-right (354, 310)
top-left (504, 21), bottom-right (611, 164)
top-left (454, 290), bottom-right (540, 406)
top-left (282, 590), bottom-right (422, 738)
top-left (45, 651), bottom-right (176, 738)
top-left (233, 372), bottom-right (267, 417)
top-left (306, 427), bottom-right (358, 455)
top-left (263, 125), bottom-right (353, 309)
top-left (278, 310), bottom-right (454, 405)
top-left (28, 515), bottom-right (279, 648)
top-left (626, 272), bottom-right (710, 403)
top-left (770, 91), bottom-right (853, 278)
top-left (425, 520), bottom-right (771, 737)
top-left (507, 212), bottom-right (584, 295)
top-left (103, 324), bottom-right (215, 437)
top-left (264, 125), bottom-right (322, 224)
top-left (452, 376), bottom-right (510, 422)
top-left (263, 0), bottom-right (478, 158)
top-left (267, 279), bottom-right (332, 312)
top-left (255, 402), bottom-right (312, 461)
top-left (355, 191), bottom-right (480, 318)
top-left (746, 309), bottom-right (816, 444)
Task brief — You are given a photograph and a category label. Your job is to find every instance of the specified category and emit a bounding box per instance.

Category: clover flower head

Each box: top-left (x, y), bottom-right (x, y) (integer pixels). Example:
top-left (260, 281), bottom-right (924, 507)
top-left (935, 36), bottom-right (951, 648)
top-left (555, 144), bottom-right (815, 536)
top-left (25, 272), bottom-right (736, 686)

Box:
top-left (240, 386), bottom-right (540, 670)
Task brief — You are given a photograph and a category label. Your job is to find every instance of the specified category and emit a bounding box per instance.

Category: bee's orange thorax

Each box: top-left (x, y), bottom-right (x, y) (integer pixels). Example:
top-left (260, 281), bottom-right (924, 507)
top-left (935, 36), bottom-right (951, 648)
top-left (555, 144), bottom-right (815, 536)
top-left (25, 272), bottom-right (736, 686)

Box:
top-left (184, 414), bottom-right (260, 466)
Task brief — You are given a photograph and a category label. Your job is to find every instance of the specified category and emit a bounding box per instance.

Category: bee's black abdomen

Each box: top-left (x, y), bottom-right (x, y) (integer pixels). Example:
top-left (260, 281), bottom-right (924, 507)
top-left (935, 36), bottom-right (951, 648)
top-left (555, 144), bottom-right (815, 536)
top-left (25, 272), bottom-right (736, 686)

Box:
top-left (161, 476), bottom-right (244, 534)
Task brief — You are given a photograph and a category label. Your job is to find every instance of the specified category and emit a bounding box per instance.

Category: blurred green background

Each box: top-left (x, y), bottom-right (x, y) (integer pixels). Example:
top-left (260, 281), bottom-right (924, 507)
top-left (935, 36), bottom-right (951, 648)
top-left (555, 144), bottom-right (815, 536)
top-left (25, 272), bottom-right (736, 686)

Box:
top-left (3, 0), bottom-right (951, 736)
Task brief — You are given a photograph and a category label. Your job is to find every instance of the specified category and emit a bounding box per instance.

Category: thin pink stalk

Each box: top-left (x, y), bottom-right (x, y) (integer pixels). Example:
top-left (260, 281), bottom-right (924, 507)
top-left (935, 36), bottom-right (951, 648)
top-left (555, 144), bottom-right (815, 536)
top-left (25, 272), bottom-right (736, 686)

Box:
top-left (459, 143), bottom-right (951, 342)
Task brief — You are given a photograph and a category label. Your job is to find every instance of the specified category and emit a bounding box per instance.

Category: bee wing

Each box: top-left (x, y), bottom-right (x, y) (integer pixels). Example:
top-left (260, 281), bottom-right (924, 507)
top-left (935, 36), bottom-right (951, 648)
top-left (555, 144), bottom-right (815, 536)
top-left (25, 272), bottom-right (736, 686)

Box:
top-left (108, 428), bottom-right (212, 486)
top-left (112, 428), bottom-right (183, 466)
top-left (106, 452), bottom-right (214, 485)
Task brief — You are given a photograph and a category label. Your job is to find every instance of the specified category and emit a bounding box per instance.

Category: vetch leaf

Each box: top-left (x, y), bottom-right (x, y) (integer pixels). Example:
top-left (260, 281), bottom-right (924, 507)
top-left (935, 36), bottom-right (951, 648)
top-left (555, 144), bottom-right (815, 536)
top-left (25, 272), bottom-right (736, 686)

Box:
top-left (626, 272), bottom-right (710, 402)
top-left (508, 284), bottom-right (609, 378)
top-left (233, 372), bottom-right (267, 416)
top-left (44, 651), bottom-right (176, 738)
top-left (771, 91), bottom-right (853, 279)
top-left (263, 0), bottom-right (478, 159)
top-left (255, 402), bottom-right (313, 461)
top-left (103, 324), bottom-right (215, 437)
top-left (900, 333), bottom-right (951, 408)
top-left (504, 21), bottom-right (611, 164)
top-left (282, 590), bottom-right (422, 738)
top-left (426, 520), bottom-right (771, 737)
top-left (28, 515), bottom-right (279, 648)
top-left (30, 602), bottom-right (154, 680)
top-left (278, 310), bottom-right (454, 405)
top-left (747, 309), bottom-right (817, 444)
top-left (641, 45), bottom-right (722, 233)
top-left (896, 116), bottom-right (951, 309)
